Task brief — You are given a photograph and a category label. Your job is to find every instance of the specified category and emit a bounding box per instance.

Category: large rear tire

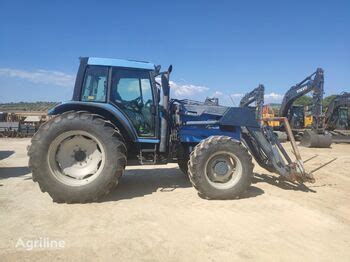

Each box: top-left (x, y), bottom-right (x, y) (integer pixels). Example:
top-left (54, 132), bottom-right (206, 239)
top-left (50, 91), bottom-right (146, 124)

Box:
top-left (28, 111), bottom-right (127, 203)
top-left (188, 136), bottom-right (253, 199)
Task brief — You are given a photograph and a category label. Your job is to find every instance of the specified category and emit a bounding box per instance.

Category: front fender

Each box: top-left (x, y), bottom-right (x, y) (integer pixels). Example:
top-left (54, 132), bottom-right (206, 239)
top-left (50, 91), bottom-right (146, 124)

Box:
top-left (49, 101), bottom-right (138, 142)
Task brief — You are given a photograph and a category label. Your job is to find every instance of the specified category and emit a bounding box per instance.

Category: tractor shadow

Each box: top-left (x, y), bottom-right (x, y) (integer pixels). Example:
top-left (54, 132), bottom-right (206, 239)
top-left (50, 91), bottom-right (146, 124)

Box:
top-left (197, 185), bottom-right (264, 201)
top-left (98, 168), bottom-right (191, 202)
top-left (0, 166), bottom-right (31, 179)
top-left (99, 168), bottom-right (265, 202)
top-left (0, 150), bottom-right (31, 179)
top-left (252, 173), bottom-right (316, 193)
top-left (0, 150), bottom-right (15, 161)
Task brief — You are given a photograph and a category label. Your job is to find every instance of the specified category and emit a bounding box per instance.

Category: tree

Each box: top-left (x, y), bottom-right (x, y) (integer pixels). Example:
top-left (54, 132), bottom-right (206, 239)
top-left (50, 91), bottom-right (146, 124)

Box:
top-left (294, 95), bottom-right (312, 106)
top-left (322, 95), bottom-right (337, 109)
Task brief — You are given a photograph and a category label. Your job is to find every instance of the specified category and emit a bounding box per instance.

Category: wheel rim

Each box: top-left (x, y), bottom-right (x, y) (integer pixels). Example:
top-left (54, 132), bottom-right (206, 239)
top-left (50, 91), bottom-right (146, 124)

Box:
top-left (47, 130), bottom-right (105, 186)
top-left (204, 151), bottom-right (243, 190)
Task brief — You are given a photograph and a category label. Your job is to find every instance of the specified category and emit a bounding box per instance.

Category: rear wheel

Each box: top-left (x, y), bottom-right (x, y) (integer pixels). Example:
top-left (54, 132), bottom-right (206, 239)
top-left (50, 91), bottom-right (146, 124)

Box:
top-left (188, 136), bottom-right (253, 199)
top-left (28, 111), bottom-right (127, 203)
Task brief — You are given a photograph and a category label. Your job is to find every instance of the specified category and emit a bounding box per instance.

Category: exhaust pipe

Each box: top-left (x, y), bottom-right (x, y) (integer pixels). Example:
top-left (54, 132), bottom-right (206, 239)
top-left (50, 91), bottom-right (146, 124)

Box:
top-left (159, 66), bottom-right (172, 153)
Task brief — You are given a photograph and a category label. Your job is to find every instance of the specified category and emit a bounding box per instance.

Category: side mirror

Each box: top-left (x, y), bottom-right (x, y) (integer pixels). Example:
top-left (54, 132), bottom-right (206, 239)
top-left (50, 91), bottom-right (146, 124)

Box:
top-left (168, 65), bottom-right (173, 74)
top-left (155, 65), bottom-right (161, 75)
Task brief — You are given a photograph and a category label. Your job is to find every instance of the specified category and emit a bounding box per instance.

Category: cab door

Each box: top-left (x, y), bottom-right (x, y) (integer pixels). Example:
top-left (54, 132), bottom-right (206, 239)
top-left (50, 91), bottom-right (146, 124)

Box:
top-left (110, 67), bottom-right (157, 138)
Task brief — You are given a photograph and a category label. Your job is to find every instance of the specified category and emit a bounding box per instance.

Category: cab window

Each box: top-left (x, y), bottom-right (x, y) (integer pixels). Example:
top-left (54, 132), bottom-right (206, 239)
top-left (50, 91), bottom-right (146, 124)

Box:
top-left (81, 66), bottom-right (108, 102)
top-left (111, 68), bottom-right (155, 137)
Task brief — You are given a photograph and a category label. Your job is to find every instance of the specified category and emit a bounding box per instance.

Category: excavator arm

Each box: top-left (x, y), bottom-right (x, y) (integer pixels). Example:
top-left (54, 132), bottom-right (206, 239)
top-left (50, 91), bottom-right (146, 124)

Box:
top-left (279, 68), bottom-right (324, 130)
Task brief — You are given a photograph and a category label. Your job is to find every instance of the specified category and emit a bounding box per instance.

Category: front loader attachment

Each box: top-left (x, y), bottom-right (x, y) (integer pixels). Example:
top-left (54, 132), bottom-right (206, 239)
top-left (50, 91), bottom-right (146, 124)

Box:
top-left (242, 117), bottom-right (315, 183)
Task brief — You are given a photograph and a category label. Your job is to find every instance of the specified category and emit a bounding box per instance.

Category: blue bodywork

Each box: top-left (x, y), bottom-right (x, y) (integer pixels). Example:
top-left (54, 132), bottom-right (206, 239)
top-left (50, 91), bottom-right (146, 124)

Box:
top-left (178, 108), bottom-right (241, 142)
top-left (179, 125), bottom-right (240, 143)
top-left (172, 102), bottom-right (256, 143)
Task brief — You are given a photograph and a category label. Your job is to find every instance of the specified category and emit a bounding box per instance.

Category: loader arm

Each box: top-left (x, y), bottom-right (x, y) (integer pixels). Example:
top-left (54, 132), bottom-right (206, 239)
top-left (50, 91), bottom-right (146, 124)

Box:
top-left (242, 121), bottom-right (314, 183)
top-left (219, 108), bottom-right (314, 183)
top-left (240, 84), bottom-right (265, 122)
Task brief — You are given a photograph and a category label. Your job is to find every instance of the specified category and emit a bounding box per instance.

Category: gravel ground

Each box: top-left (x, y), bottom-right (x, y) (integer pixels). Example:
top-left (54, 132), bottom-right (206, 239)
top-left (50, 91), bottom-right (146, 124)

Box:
top-left (0, 138), bottom-right (350, 261)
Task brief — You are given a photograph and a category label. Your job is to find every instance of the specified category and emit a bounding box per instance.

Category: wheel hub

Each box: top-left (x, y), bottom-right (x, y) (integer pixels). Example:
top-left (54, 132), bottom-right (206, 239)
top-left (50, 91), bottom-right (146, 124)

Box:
top-left (48, 131), bottom-right (105, 186)
top-left (74, 149), bottom-right (87, 162)
top-left (204, 151), bottom-right (243, 189)
top-left (208, 157), bottom-right (235, 183)
top-left (214, 161), bottom-right (229, 176)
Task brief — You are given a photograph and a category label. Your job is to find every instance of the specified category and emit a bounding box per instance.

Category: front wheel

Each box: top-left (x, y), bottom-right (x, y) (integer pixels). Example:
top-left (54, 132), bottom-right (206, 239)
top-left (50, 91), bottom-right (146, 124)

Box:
top-left (28, 111), bottom-right (127, 203)
top-left (177, 144), bottom-right (189, 175)
top-left (177, 159), bottom-right (189, 175)
top-left (188, 136), bottom-right (253, 199)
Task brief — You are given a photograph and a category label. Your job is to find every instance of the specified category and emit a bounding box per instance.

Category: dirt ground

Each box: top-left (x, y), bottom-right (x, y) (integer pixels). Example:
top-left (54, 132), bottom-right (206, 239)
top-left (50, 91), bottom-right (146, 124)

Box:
top-left (0, 138), bottom-right (349, 261)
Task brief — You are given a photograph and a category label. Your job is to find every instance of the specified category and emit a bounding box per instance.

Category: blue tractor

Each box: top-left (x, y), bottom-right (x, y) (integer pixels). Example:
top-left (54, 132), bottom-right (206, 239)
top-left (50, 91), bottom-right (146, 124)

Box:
top-left (28, 57), bottom-right (314, 203)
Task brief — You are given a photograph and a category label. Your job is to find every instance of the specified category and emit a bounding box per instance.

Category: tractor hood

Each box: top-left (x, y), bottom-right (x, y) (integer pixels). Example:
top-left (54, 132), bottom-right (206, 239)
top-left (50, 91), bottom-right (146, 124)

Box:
top-left (173, 99), bottom-right (259, 128)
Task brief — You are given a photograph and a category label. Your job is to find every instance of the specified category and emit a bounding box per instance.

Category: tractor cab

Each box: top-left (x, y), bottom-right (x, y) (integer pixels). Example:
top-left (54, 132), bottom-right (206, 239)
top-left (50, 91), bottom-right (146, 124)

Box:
top-left (73, 57), bottom-right (160, 140)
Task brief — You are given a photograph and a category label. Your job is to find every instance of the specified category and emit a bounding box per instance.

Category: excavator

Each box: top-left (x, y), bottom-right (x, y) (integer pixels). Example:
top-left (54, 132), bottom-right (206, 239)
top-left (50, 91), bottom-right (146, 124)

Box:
top-left (325, 92), bottom-right (350, 143)
top-left (287, 105), bottom-right (312, 129)
top-left (278, 68), bottom-right (332, 148)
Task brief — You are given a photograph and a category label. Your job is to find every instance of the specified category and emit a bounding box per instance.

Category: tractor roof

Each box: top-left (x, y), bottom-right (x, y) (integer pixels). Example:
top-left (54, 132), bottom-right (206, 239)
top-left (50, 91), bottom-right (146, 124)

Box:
top-left (87, 57), bottom-right (155, 70)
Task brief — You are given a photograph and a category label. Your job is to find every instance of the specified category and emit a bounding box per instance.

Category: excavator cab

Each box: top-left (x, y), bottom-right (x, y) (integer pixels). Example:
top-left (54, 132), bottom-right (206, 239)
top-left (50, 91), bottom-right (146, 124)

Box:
top-left (325, 92), bottom-right (350, 131)
top-left (289, 105), bottom-right (305, 130)
top-left (337, 107), bottom-right (349, 129)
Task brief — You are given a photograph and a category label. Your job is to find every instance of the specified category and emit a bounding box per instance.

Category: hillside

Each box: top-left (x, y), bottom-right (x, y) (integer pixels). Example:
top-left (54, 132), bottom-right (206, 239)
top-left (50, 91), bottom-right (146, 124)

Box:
top-left (0, 102), bottom-right (59, 112)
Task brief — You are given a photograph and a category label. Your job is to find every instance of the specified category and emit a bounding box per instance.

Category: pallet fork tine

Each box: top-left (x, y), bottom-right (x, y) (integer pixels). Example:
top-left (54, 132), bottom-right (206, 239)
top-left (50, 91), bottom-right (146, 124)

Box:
top-left (309, 158), bottom-right (337, 174)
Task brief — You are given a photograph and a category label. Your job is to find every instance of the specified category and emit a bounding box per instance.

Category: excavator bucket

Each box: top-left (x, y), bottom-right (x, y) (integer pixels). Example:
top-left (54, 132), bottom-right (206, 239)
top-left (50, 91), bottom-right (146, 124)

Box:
top-left (300, 130), bottom-right (332, 148)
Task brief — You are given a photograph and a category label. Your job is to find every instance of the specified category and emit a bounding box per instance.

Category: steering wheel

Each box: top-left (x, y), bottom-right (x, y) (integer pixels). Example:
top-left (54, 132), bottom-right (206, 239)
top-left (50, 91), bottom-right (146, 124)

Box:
top-left (124, 97), bottom-right (142, 112)
top-left (144, 99), bottom-right (152, 108)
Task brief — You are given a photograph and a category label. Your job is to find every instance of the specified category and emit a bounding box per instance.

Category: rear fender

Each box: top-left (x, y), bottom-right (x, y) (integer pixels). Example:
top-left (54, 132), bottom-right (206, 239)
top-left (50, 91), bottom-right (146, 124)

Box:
top-left (49, 101), bottom-right (138, 142)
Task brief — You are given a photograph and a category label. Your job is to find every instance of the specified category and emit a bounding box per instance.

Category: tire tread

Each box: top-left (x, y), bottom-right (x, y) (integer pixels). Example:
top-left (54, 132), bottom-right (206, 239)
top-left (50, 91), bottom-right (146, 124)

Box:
top-left (28, 111), bottom-right (127, 203)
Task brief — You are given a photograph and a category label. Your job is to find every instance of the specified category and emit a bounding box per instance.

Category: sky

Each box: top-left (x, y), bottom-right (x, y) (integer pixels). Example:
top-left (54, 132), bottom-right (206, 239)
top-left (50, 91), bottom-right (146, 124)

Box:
top-left (0, 0), bottom-right (349, 105)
